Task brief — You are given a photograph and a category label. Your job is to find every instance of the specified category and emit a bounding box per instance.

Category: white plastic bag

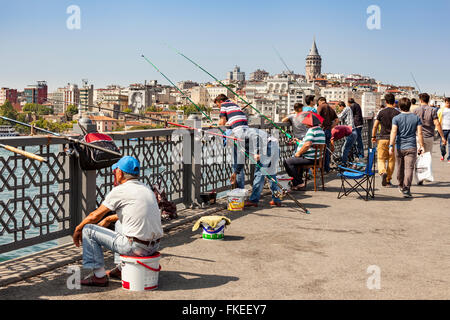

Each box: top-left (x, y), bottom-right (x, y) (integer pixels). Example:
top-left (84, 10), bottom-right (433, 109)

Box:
top-left (415, 152), bottom-right (434, 183)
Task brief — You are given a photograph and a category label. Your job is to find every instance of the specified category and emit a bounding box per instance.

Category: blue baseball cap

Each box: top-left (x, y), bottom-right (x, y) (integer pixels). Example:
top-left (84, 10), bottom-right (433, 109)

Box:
top-left (112, 156), bottom-right (140, 175)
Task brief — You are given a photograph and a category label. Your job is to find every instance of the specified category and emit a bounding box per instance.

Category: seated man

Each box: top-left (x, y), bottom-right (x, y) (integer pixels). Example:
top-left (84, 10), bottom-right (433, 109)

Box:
top-left (282, 103), bottom-right (308, 140)
top-left (283, 113), bottom-right (325, 190)
top-left (72, 156), bottom-right (163, 287)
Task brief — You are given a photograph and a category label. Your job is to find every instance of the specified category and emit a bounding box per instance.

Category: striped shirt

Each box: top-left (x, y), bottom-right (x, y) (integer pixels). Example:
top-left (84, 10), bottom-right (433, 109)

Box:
top-left (295, 126), bottom-right (326, 160)
top-left (219, 100), bottom-right (248, 131)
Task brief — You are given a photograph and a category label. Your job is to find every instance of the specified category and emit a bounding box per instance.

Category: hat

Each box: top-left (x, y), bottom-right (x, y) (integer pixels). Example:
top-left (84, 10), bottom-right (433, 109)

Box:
top-left (112, 156), bottom-right (140, 175)
top-left (302, 111), bottom-right (324, 127)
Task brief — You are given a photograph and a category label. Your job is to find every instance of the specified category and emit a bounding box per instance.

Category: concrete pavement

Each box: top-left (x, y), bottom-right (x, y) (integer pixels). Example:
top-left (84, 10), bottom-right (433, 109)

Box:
top-left (1, 143), bottom-right (449, 299)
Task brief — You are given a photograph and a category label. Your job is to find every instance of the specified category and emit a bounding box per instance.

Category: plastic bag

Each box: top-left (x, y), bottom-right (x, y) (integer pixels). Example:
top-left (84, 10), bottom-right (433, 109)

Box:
top-left (227, 188), bottom-right (248, 197)
top-left (415, 152), bottom-right (434, 183)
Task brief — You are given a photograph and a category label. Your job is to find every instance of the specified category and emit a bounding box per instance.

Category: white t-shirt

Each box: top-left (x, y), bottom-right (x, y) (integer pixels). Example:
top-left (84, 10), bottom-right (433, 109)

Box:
top-left (102, 180), bottom-right (163, 241)
top-left (442, 108), bottom-right (450, 130)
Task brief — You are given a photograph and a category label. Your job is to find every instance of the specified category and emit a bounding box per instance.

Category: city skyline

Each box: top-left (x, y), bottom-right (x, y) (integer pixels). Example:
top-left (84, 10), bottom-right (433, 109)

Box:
top-left (1, 0), bottom-right (449, 95)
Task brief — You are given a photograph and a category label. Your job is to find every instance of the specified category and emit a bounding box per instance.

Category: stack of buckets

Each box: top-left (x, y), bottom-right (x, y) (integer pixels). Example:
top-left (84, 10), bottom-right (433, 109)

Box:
top-left (227, 188), bottom-right (248, 211)
top-left (120, 252), bottom-right (161, 291)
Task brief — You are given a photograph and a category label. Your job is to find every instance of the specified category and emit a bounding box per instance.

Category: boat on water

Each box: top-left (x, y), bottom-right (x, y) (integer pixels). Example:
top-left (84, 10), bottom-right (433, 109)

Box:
top-left (0, 125), bottom-right (19, 137)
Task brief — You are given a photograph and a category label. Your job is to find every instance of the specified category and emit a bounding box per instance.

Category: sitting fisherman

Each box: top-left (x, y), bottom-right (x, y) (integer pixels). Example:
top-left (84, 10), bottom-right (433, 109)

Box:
top-left (72, 156), bottom-right (163, 287)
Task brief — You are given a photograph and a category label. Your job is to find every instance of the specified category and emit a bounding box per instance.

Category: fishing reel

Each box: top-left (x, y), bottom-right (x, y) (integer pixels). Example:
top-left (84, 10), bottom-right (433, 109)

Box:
top-left (274, 188), bottom-right (289, 200)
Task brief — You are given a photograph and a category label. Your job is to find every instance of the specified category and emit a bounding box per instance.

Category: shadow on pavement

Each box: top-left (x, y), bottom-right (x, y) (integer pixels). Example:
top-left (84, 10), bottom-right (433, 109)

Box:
top-left (158, 270), bottom-right (239, 291)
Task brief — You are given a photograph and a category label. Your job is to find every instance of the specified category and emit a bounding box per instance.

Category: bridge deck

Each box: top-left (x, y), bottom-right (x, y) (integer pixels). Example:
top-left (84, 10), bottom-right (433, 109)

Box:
top-left (1, 143), bottom-right (449, 299)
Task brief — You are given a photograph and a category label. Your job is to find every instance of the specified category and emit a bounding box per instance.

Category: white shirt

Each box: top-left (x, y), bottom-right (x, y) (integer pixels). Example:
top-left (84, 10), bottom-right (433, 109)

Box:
top-left (102, 180), bottom-right (163, 241)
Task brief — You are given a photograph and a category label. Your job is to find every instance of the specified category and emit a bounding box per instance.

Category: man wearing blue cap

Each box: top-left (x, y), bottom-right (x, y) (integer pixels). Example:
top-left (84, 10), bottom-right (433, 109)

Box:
top-left (72, 156), bottom-right (163, 287)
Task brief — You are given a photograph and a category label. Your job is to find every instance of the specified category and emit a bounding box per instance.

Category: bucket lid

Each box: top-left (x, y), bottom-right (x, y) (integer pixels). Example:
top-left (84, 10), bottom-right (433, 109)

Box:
top-left (227, 188), bottom-right (248, 197)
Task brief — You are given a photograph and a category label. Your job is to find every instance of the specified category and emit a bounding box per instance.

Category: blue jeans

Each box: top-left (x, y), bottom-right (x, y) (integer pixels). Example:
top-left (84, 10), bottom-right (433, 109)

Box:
top-left (355, 127), bottom-right (364, 158)
top-left (341, 129), bottom-right (357, 166)
top-left (441, 130), bottom-right (450, 160)
top-left (232, 127), bottom-right (250, 189)
top-left (324, 129), bottom-right (332, 172)
top-left (249, 163), bottom-right (281, 203)
top-left (82, 221), bottom-right (159, 270)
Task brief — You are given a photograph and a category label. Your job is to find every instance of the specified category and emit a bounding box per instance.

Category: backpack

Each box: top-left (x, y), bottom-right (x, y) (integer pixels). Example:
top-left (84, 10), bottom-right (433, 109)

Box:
top-left (73, 130), bottom-right (121, 170)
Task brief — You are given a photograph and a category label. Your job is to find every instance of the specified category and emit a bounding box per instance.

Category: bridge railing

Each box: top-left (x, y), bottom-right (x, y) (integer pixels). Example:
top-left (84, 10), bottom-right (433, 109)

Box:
top-left (0, 118), bottom-right (373, 255)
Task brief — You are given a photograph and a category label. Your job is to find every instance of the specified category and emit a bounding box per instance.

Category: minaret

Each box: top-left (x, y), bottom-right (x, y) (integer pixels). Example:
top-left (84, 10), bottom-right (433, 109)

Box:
top-left (305, 38), bottom-right (322, 83)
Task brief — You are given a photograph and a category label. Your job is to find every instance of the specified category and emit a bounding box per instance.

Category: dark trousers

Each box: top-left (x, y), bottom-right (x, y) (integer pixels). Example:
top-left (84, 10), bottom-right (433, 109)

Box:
top-left (355, 127), bottom-right (364, 158)
top-left (324, 129), bottom-right (332, 172)
top-left (283, 157), bottom-right (314, 186)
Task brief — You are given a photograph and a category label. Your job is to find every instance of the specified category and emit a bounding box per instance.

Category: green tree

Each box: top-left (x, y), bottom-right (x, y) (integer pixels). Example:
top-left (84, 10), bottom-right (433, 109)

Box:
top-left (123, 107), bottom-right (133, 113)
top-left (0, 100), bottom-right (18, 125)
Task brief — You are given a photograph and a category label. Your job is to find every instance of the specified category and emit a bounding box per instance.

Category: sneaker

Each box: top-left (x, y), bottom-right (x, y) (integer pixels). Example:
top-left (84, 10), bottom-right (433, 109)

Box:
top-left (398, 187), bottom-right (405, 194)
top-left (385, 182), bottom-right (394, 188)
top-left (269, 200), bottom-right (281, 207)
top-left (402, 188), bottom-right (412, 198)
top-left (244, 201), bottom-right (258, 208)
top-left (441, 157), bottom-right (445, 161)
top-left (381, 173), bottom-right (387, 186)
top-left (448, 160), bottom-right (450, 164)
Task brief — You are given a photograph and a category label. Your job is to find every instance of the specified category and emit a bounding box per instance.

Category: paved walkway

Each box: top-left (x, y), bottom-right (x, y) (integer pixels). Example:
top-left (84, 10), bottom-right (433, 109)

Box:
top-left (1, 143), bottom-right (449, 299)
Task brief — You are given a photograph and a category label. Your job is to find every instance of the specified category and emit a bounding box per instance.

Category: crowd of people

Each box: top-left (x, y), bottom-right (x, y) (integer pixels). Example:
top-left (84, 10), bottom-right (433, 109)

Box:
top-left (72, 92), bottom-right (449, 287)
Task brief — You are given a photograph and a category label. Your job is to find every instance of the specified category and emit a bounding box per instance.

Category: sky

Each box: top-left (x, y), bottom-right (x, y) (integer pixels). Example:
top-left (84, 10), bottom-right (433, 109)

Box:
top-left (0, 0), bottom-right (449, 95)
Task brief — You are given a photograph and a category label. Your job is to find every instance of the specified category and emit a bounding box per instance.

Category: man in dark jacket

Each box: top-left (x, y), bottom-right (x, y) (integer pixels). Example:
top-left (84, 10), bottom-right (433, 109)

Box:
top-left (349, 98), bottom-right (364, 158)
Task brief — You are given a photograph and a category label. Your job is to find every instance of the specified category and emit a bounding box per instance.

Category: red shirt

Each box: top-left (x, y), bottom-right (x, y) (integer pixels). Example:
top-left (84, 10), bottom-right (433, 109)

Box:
top-left (331, 125), bottom-right (352, 141)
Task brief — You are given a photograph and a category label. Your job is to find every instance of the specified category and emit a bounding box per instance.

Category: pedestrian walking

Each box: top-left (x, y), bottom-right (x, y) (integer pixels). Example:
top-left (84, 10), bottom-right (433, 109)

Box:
top-left (371, 93), bottom-right (400, 187)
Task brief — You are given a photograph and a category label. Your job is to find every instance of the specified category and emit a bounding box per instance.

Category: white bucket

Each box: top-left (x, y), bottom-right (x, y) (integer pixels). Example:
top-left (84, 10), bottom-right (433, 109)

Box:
top-left (227, 188), bottom-right (248, 211)
top-left (201, 219), bottom-right (226, 240)
top-left (277, 174), bottom-right (293, 190)
top-left (120, 252), bottom-right (161, 291)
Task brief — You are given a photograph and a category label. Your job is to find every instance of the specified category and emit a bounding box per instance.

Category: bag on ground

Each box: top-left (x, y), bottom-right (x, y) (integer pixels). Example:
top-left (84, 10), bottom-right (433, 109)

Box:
top-left (415, 152), bottom-right (434, 182)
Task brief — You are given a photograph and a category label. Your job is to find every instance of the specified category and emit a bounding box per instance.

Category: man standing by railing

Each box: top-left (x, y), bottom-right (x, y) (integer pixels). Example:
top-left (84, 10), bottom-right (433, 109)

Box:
top-left (72, 156), bottom-right (163, 287)
top-left (349, 98), bottom-right (364, 159)
top-left (216, 94), bottom-right (249, 188)
top-left (317, 97), bottom-right (338, 173)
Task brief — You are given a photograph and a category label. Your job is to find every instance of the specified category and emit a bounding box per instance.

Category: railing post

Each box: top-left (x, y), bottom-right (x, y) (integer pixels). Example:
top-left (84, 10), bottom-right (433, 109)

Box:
top-left (184, 117), bottom-right (202, 208)
top-left (64, 145), bottom-right (81, 232)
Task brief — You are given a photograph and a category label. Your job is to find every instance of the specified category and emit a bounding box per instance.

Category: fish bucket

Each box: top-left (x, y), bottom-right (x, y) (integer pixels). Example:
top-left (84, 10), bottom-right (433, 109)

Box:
top-left (227, 188), bottom-right (248, 211)
top-left (277, 174), bottom-right (293, 190)
top-left (201, 220), bottom-right (226, 240)
top-left (120, 252), bottom-right (161, 291)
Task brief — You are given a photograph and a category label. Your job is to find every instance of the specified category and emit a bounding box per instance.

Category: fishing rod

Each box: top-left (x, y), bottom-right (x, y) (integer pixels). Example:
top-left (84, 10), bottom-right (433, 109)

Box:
top-left (141, 54), bottom-right (310, 214)
top-left (0, 143), bottom-right (47, 162)
top-left (273, 46), bottom-right (293, 74)
top-left (0, 116), bottom-right (122, 157)
top-left (410, 72), bottom-right (421, 93)
top-left (273, 46), bottom-right (307, 89)
top-left (165, 44), bottom-right (300, 147)
top-left (42, 97), bottom-right (242, 142)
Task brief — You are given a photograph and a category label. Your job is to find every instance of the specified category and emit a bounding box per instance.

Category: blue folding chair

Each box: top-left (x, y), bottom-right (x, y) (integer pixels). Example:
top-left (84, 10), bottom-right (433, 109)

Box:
top-left (337, 148), bottom-right (376, 201)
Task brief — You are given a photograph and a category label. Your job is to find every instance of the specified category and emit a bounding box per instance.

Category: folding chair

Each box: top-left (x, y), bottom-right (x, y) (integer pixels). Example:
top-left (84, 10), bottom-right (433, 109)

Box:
top-left (301, 144), bottom-right (325, 192)
top-left (337, 148), bottom-right (376, 201)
